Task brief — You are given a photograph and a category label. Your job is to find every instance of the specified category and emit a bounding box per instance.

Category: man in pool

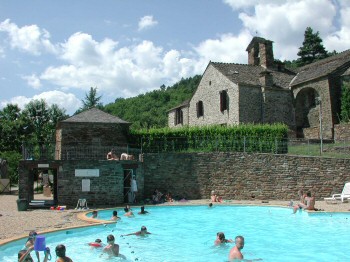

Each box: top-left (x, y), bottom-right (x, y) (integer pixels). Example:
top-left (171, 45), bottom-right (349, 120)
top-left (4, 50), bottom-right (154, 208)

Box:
top-left (55, 244), bottom-right (73, 262)
top-left (120, 226), bottom-right (151, 237)
top-left (103, 235), bottom-right (119, 257)
top-left (138, 206), bottom-right (149, 215)
top-left (228, 236), bottom-right (244, 261)
top-left (110, 210), bottom-right (121, 221)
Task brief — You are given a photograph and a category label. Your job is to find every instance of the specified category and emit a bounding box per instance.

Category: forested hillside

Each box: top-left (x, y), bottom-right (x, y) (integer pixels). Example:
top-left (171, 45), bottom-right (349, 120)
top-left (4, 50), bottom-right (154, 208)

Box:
top-left (104, 75), bottom-right (201, 129)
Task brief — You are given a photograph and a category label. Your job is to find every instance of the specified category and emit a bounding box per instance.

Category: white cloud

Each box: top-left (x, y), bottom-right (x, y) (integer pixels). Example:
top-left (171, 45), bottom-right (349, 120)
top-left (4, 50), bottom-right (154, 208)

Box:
top-left (324, 5), bottom-right (350, 52)
top-left (138, 15), bottom-right (158, 31)
top-left (22, 74), bottom-right (42, 89)
top-left (0, 90), bottom-right (81, 114)
top-left (222, 0), bottom-right (349, 60)
top-left (223, 0), bottom-right (272, 10)
top-left (0, 19), bottom-right (58, 55)
top-left (41, 35), bottom-right (200, 98)
top-left (194, 30), bottom-right (253, 64)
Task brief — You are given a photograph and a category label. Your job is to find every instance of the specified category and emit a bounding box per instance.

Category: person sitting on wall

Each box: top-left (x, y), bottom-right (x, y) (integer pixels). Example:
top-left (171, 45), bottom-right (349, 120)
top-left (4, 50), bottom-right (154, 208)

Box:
top-left (107, 149), bottom-right (119, 160)
top-left (293, 192), bottom-right (315, 213)
top-left (211, 190), bottom-right (223, 203)
top-left (152, 189), bottom-right (164, 204)
top-left (120, 153), bottom-right (135, 160)
top-left (165, 192), bottom-right (174, 202)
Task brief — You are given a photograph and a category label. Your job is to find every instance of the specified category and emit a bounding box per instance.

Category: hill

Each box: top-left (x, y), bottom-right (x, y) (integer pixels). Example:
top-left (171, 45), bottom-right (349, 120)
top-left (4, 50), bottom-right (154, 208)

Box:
top-left (104, 75), bottom-right (201, 129)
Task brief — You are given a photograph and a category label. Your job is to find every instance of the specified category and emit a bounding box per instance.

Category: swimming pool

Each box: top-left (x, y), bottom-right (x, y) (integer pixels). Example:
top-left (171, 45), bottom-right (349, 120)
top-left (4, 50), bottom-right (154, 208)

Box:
top-left (1, 205), bottom-right (349, 261)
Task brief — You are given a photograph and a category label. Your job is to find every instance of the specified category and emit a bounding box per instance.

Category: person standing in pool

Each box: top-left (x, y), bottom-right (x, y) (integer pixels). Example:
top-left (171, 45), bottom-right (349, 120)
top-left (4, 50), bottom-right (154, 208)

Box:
top-left (110, 210), bottom-right (121, 221)
top-left (228, 236), bottom-right (244, 261)
top-left (25, 231), bottom-right (40, 262)
top-left (103, 235), bottom-right (120, 257)
top-left (214, 232), bottom-right (233, 245)
top-left (121, 226), bottom-right (151, 237)
top-left (55, 244), bottom-right (73, 262)
top-left (124, 207), bottom-right (134, 217)
top-left (138, 206), bottom-right (149, 215)
top-left (18, 245), bottom-right (50, 262)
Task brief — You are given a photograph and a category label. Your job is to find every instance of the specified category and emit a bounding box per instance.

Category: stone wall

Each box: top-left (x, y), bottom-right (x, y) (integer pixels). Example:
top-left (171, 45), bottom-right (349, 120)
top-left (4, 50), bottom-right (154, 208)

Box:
top-left (239, 85), bottom-right (262, 123)
top-left (334, 123), bottom-right (350, 140)
top-left (263, 87), bottom-right (295, 128)
top-left (143, 152), bottom-right (350, 201)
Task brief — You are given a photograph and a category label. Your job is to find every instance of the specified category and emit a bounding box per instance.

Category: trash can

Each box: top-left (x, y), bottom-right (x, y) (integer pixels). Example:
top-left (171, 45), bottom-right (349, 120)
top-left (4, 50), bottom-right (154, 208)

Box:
top-left (16, 199), bottom-right (28, 211)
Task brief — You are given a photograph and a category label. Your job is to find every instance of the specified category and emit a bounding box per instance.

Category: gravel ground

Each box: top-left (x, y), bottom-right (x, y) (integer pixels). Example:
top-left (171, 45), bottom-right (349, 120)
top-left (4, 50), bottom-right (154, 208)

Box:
top-left (1, 193), bottom-right (349, 245)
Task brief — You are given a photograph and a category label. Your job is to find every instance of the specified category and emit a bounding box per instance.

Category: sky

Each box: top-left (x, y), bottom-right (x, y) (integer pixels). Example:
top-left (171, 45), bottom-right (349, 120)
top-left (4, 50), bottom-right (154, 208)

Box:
top-left (1, 0), bottom-right (350, 115)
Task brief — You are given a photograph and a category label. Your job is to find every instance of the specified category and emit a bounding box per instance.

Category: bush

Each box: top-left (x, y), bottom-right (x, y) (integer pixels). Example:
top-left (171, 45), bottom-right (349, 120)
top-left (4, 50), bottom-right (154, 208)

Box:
top-left (131, 123), bottom-right (288, 154)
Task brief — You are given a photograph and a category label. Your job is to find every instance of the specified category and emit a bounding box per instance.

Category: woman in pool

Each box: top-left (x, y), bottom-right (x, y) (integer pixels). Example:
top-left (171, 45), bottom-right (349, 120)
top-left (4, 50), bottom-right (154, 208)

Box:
top-left (121, 226), bottom-right (151, 237)
top-left (214, 232), bottom-right (233, 245)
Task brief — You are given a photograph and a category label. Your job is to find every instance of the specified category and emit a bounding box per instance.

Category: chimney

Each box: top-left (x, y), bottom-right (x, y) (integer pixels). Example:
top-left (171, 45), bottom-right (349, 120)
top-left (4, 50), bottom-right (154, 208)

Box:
top-left (259, 70), bottom-right (273, 87)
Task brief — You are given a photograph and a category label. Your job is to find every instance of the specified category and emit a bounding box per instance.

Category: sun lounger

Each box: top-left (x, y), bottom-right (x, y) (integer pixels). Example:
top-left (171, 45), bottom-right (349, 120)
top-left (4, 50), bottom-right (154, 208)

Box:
top-left (324, 182), bottom-right (350, 203)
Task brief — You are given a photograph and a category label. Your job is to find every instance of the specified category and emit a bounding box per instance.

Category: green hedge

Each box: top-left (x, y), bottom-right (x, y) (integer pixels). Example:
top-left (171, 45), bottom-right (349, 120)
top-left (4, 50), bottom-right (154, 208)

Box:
top-left (130, 124), bottom-right (288, 154)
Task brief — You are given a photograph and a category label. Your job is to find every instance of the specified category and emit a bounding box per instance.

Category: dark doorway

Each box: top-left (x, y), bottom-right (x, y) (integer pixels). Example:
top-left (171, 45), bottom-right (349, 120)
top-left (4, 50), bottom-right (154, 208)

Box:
top-left (30, 168), bottom-right (57, 207)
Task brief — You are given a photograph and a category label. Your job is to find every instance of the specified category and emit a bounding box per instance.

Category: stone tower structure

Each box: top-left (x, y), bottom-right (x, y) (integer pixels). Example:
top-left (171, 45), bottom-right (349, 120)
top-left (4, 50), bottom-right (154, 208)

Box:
top-left (246, 37), bottom-right (274, 68)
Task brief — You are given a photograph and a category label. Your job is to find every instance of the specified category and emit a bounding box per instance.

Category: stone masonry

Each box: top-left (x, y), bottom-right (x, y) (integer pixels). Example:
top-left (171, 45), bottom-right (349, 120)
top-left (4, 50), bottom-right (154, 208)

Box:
top-left (143, 152), bottom-right (350, 201)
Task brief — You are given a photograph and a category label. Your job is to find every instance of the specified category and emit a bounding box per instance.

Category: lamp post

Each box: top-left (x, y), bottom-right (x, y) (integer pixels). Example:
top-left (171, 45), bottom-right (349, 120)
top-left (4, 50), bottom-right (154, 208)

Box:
top-left (316, 97), bottom-right (323, 155)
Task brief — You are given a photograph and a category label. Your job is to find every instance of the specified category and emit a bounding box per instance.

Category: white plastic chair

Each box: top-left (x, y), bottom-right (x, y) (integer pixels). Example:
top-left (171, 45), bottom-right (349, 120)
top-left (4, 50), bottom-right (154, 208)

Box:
top-left (324, 182), bottom-right (350, 203)
top-left (75, 198), bottom-right (89, 210)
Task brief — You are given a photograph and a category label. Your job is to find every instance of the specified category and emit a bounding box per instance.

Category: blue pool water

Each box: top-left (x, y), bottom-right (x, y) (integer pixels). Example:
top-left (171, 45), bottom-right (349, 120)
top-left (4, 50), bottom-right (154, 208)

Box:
top-left (1, 205), bottom-right (349, 262)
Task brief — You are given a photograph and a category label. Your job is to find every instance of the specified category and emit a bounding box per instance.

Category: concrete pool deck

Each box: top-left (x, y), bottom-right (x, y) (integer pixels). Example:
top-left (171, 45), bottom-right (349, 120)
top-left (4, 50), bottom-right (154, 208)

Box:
top-left (1, 194), bottom-right (349, 245)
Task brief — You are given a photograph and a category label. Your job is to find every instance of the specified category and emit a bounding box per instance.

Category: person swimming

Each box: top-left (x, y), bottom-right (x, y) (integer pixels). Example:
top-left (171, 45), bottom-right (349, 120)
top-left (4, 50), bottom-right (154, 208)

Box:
top-left (121, 226), bottom-right (151, 237)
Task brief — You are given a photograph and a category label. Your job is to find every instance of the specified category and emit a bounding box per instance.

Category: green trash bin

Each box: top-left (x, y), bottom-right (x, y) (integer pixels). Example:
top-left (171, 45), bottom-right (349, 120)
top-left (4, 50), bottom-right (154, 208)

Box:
top-left (16, 199), bottom-right (28, 211)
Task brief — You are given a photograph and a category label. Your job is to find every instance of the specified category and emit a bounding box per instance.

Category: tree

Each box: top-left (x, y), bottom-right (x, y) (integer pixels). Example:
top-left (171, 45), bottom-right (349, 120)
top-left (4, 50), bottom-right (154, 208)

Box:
top-left (23, 99), bottom-right (67, 143)
top-left (0, 104), bottom-right (27, 152)
top-left (76, 87), bottom-right (103, 114)
top-left (341, 82), bottom-right (350, 122)
top-left (297, 27), bottom-right (329, 66)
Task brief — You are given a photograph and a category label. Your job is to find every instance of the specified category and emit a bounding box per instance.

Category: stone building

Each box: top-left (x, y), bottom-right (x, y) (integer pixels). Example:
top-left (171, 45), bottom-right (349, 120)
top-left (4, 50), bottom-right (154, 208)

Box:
top-left (168, 36), bottom-right (350, 139)
top-left (18, 108), bottom-right (142, 208)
